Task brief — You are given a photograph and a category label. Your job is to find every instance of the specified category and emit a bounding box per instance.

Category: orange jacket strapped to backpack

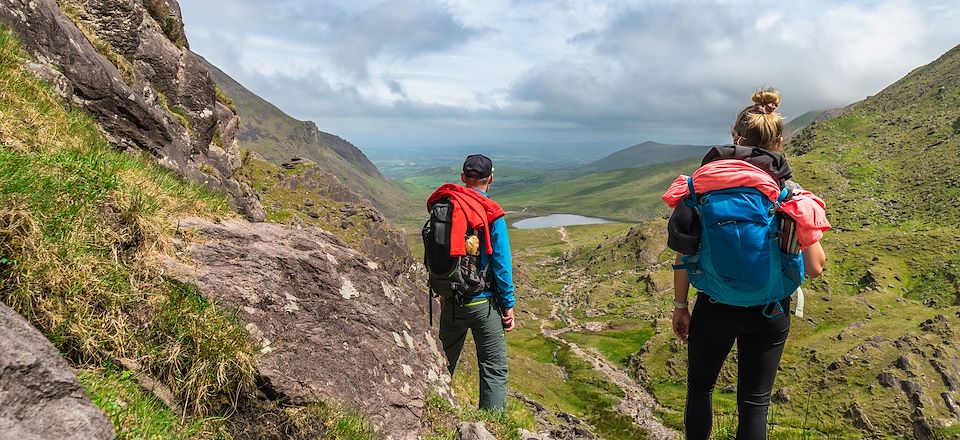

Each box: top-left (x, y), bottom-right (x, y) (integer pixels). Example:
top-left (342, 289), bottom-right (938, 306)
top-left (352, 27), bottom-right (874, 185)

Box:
top-left (427, 183), bottom-right (505, 257)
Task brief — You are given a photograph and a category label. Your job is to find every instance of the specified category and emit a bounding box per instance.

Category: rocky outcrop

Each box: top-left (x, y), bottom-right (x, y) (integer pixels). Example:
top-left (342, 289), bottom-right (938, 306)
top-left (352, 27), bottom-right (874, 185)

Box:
top-left (0, 303), bottom-right (115, 440)
top-left (0, 0), bottom-right (264, 221)
top-left (457, 422), bottom-right (497, 440)
top-left (511, 392), bottom-right (596, 439)
top-left (254, 156), bottom-right (414, 275)
top-left (166, 218), bottom-right (451, 438)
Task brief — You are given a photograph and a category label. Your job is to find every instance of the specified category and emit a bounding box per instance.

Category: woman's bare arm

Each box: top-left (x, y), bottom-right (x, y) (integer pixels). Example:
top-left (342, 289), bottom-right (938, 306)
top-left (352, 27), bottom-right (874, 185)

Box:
top-left (803, 241), bottom-right (826, 278)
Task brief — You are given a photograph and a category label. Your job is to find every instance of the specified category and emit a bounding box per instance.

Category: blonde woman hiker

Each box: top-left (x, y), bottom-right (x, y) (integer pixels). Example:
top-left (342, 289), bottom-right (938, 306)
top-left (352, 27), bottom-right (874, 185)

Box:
top-left (663, 88), bottom-right (830, 439)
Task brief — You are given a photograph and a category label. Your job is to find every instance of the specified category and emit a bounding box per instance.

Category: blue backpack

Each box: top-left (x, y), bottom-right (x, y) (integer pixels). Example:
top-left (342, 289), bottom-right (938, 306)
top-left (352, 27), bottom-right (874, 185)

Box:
top-left (674, 176), bottom-right (804, 307)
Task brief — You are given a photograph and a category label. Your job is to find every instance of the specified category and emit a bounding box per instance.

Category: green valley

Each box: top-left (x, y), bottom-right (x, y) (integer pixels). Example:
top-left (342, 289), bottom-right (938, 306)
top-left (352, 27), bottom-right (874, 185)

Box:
top-left (420, 42), bottom-right (960, 439)
top-left (495, 158), bottom-right (701, 222)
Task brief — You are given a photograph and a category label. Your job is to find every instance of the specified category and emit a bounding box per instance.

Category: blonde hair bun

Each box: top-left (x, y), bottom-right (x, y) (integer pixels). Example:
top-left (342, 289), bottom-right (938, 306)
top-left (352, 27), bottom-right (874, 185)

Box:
top-left (752, 87), bottom-right (781, 108)
top-left (733, 86), bottom-right (785, 150)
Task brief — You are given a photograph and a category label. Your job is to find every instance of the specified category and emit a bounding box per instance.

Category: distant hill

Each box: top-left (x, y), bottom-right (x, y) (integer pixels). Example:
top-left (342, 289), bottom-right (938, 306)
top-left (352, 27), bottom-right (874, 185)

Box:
top-left (582, 141), bottom-right (709, 172)
top-left (203, 59), bottom-right (419, 221)
top-left (367, 141), bottom-right (625, 178)
top-left (784, 110), bottom-right (825, 138)
top-left (407, 166), bottom-right (458, 178)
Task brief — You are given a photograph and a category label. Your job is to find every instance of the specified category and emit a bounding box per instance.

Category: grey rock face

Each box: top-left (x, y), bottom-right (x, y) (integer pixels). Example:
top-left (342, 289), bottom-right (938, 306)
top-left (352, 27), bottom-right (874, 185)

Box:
top-left (0, 303), bottom-right (115, 440)
top-left (457, 422), bottom-right (497, 440)
top-left (518, 428), bottom-right (551, 440)
top-left (166, 218), bottom-right (451, 438)
top-left (0, 0), bottom-right (264, 221)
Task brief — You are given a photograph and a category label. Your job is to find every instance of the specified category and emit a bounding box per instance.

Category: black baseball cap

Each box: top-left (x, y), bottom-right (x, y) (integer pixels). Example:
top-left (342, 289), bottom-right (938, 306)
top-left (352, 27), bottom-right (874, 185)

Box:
top-left (463, 154), bottom-right (494, 178)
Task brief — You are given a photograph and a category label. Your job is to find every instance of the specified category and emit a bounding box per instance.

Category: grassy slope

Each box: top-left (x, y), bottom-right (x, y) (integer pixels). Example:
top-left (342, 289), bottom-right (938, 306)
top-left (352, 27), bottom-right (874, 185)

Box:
top-left (507, 225), bottom-right (652, 439)
top-left (204, 60), bottom-right (421, 223)
top-left (496, 158), bottom-right (702, 222)
top-left (0, 26), bottom-right (258, 436)
top-left (235, 153), bottom-right (409, 263)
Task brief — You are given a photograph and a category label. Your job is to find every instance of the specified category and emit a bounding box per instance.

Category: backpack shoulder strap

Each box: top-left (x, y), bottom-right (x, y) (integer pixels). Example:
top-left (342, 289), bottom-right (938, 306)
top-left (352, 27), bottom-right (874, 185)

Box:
top-left (686, 176), bottom-right (697, 205)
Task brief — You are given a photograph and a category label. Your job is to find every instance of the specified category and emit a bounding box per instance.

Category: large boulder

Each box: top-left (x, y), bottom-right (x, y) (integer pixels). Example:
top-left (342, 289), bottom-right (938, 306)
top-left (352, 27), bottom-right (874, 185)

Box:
top-left (166, 218), bottom-right (451, 438)
top-left (0, 303), bottom-right (115, 439)
top-left (457, 422), bottom-right (497, 440)
top-left (0, 0), bottom-right (264, 221)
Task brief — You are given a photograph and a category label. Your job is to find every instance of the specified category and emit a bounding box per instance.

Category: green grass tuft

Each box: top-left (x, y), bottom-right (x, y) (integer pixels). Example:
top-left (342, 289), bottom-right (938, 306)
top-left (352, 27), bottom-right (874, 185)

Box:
top-left (422, 393), bottom-right (530, 440)
top-left (215, 87), bottom-right (237, 114)
top-left (78, 365), bottom-right (230, 440)
top-left (170, 105), bottom-right (192, 133)
top-left (284, 402), bottom-right (378, 440)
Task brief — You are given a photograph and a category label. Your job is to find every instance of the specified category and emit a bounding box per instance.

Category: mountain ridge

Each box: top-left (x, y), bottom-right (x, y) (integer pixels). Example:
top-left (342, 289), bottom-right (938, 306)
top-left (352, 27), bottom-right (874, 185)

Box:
top-left (202, 58), bottom-right (420, 221)
top-left (583, 141), bottom-right (709, 172)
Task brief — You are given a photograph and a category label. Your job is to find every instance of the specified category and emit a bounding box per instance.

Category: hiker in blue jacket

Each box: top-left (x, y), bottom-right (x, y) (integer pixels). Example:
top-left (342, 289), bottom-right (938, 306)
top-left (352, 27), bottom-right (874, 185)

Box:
top-left (670, 89), bottom-right (827, 440)
top-left (438, 154), bottom-right (516, 411)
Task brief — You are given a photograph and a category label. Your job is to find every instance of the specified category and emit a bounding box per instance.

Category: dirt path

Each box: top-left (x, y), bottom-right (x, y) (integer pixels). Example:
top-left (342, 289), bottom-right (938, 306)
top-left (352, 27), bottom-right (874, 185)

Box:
top-left (567, 341), bottom-right (678, 439)
top-left (537, 226), bottom-right (679, 440)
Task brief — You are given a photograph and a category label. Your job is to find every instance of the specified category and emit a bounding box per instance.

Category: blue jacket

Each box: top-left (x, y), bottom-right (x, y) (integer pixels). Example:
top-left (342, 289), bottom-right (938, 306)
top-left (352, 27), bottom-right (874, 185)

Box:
top-left (473, 189), bottom-right (516, 309)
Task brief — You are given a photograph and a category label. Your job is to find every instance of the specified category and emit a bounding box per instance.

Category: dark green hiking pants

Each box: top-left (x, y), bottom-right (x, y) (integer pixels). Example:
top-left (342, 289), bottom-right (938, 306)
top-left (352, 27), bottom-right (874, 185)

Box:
top-left (439, 297), bottom-right (508, 410)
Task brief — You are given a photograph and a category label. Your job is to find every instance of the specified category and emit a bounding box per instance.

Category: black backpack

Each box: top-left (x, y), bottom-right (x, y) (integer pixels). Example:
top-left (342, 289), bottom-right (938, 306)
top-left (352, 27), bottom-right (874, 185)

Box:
top-left (422, 198), bottom-right (492, 323)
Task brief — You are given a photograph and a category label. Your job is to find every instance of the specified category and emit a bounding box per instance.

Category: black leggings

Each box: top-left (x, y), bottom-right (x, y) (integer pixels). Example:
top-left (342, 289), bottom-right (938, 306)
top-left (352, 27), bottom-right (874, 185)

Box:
top-left (685, 294), bottom-right (791, 440)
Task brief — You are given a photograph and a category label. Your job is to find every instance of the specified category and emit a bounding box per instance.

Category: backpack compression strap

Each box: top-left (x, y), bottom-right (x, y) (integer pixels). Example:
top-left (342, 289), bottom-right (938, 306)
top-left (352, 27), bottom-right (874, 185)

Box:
top-left (672, 177), bottom-right (699, 271)
top-left (686, 176), bottom-right (697, 204)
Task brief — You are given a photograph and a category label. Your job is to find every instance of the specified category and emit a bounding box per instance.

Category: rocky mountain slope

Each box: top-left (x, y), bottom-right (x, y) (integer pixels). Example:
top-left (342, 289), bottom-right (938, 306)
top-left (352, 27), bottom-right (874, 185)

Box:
top-left (204, 59), bottom-right (420, 222)
top-left (236, 152), bottom-right (414, 275)
top-left (0, 1), bottom-right (464, 438)
top-left (0, 0), bottom-right (263, 221)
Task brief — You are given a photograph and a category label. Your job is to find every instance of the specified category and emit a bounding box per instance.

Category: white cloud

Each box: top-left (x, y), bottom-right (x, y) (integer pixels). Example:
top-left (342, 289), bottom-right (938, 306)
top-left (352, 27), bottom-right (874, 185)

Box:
top-left (181, 0), bottom-right (960, 148)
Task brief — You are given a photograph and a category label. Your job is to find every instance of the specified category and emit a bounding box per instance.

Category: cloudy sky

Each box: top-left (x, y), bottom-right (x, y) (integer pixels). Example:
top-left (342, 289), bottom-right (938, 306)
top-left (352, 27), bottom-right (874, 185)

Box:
top-left (181, 0), bottom-right (960, 151)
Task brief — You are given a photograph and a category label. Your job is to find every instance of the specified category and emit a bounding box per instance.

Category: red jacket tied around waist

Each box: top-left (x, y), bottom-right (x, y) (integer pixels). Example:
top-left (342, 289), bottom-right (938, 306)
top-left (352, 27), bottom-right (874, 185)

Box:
top-left (662, 160), bottom-right (831, 249)
top-left (427, 184), bottom-right (506, 256)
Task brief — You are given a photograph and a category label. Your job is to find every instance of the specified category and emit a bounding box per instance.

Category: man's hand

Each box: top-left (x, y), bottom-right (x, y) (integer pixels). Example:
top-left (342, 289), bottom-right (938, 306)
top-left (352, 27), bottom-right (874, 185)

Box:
top-left (501, 308), bottom-right (516, 332)
top-left (672, 308), bottom-right (691, 343)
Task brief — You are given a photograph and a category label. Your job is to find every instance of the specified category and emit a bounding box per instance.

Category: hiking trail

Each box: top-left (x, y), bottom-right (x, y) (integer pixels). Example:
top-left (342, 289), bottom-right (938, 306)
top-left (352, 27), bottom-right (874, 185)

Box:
top-left (536, 227), bottom-right (679, 440)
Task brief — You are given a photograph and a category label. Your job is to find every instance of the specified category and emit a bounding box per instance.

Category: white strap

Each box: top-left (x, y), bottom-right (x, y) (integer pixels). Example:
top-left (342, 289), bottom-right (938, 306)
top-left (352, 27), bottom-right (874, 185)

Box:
top-left (791, 287), bottom-right (804, 318)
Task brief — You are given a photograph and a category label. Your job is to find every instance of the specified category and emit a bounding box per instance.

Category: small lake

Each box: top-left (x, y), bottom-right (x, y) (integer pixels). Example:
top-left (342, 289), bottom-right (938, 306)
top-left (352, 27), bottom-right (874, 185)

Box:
top-left (512, 214), bottom-right (615, 229)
